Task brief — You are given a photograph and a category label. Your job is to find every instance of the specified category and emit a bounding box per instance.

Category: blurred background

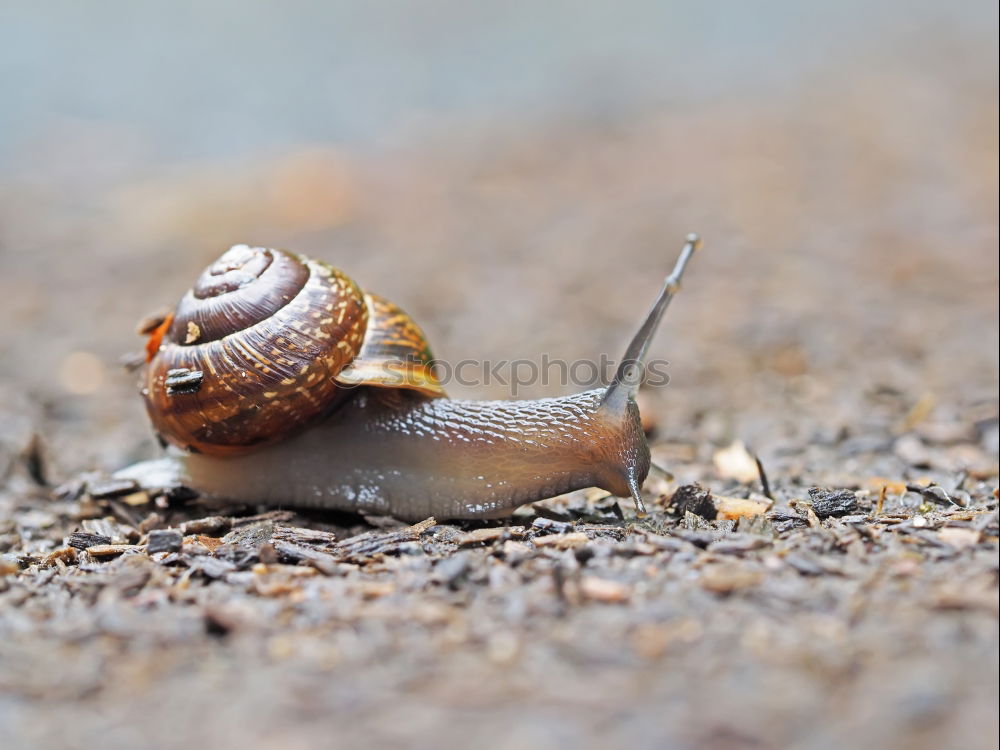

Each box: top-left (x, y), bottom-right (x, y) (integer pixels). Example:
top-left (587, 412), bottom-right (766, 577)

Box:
top-left (1, 3), bottom-right (997, 749)
top-left (2, 0), bottom-right (997, 477)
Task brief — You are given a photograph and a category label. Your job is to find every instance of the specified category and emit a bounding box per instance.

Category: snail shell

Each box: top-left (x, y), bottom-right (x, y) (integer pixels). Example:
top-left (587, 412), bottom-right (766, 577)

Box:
top-left (143, 245), bottom-right (443, 455)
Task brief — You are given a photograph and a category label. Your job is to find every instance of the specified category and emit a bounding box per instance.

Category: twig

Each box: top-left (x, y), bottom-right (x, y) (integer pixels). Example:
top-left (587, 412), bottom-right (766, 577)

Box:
top-left (753, 452), bottom-right (773, 501)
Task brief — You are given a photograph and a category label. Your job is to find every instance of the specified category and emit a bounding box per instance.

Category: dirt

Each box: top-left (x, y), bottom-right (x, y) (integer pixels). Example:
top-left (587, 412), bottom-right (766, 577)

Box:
top-left (1, 11), bottom-right (998, 750)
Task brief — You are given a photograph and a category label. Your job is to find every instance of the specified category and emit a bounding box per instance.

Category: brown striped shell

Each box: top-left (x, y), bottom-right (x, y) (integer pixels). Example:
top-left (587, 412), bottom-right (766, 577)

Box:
top-left (143, 245), bottom-right (444, 455)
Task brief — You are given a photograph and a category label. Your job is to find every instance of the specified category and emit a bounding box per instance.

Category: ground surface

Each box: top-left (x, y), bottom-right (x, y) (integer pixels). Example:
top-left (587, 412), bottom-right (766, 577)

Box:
top-left (1, 4), bottom-right (998, 749)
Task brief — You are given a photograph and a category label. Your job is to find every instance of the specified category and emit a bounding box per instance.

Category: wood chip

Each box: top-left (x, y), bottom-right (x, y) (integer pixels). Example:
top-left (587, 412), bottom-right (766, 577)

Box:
top-left (532, 532), bottom-right (590, 549)
top-left (807, 487), bottom-right (858, 518)
top-left (86, 478), bottom-right (140, 499)
top-left (188, 534), bottom-right (225, 553)
top-left (43, 547), bottom-right (78, 566)
top-left (531, 517), bottom-right (574, 534)
top-left (270, 525), bottom-right (338, 548)
top-left (579, 576), bottom-right (631, 603)
top-left (456, 527), bottom-right (508, 546)
top-left (265, 517), bottom-right (439, 569)
top-left (671, 484), bottom-right (715, 519)
top-left (270, 540), bottom-right (342, 575)
top-left (147, 529), bottom-right (182, 554)
top-left (81, 517), bottom-right (134, 543)
top-left (181, 516), bottom-right (232, 536)
top-left (68, 531), bottom-right (112, 549)
top-left (85, 544), bottom-right (141, 558)
top-left (671, 484), bottom-right (771, 522)
top-left (119, 491), bottom-right (151, 507)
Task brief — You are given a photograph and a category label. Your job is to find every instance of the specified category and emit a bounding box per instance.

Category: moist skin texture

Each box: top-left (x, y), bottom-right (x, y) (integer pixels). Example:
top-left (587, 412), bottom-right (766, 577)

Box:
top-left (120, 388), bottom-right (650, 521)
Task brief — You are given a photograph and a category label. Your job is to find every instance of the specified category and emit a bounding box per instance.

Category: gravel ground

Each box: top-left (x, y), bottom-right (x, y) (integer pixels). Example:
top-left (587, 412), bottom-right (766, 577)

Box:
top-left (1, 8), bottom-right (997, 749)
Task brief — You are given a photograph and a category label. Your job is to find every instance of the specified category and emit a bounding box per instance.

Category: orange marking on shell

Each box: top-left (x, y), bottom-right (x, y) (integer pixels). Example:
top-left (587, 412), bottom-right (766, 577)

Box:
top-left (145, 312), bottom-right (174, 362)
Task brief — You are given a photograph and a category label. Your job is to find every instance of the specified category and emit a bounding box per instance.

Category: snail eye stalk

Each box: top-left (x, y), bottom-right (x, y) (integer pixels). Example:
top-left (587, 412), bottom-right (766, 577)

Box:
top-left (601, 233), bottom-right (702, 415)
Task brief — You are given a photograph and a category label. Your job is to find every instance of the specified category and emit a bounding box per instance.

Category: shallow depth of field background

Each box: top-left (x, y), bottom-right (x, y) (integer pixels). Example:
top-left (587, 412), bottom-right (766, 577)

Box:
top-left (0, 3), bottom-right (997, 748)
top-left (1, 0), bottom-right (996, 477)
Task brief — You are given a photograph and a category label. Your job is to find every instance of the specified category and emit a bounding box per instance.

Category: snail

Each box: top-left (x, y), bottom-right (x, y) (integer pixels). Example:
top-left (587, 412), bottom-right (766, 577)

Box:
top-left (118, 235), bottom-right (701, 521)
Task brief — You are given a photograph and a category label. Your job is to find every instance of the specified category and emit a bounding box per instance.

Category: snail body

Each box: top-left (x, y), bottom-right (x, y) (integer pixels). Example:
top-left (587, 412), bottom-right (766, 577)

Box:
top-left (122, 238), bottom-right (701, 520)
top-left (171, 388), bottom-right (646, 521)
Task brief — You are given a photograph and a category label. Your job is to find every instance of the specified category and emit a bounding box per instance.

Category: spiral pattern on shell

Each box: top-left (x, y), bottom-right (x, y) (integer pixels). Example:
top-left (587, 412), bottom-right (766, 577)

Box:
top-left (143, 245), bottom-right (368, 455)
